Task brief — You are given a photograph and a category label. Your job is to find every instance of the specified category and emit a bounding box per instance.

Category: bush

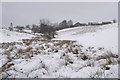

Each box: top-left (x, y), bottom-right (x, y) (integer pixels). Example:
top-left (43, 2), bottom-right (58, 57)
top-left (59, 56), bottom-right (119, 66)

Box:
top-left (31, 19), bottom-right (56, 38)
top-left (40, 23), bottom-right (56, 38)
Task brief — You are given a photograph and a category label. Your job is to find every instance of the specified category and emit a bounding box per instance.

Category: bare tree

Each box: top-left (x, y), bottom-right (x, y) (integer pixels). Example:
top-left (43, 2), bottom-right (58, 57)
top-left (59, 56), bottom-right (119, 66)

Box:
top-left (39, 19), bottom-right (51, 26)
top-left (58, 20), bottom-right (69, 29)
top-left (39, 19), bottom-right (56, 38)
top-left (68, 20), bottom-right (73, 27)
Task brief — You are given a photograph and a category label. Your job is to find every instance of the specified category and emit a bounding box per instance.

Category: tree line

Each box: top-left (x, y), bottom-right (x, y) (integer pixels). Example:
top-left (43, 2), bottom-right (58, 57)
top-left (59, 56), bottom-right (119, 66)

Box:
top-left (8, 19), bottom-right (116, 38)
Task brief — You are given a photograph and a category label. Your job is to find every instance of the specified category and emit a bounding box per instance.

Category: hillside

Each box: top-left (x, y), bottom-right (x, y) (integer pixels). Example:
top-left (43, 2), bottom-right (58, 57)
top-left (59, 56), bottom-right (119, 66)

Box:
top-left (54, 23), bottom-right (118, 53)
top-left (0, 23), bottom-right (119, 78)
top-left (0, 29), bottom-right (34, 43)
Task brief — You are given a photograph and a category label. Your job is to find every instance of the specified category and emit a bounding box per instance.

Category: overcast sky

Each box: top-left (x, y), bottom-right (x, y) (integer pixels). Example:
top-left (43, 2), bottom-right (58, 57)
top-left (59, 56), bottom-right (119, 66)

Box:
top-left (0, 3), bottom-right (2, 27)
top-left (2, 2), bottom-right (118, 27)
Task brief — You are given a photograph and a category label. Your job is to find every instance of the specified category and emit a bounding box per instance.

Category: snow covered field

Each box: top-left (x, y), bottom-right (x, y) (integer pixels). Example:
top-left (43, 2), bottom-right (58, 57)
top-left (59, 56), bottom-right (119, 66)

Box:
top-left (0, 29), bottom-right (34, 43)
top-left (0, 23), bottom-right (119, 78)
top-left (54, 23), bottom-right (118, 53)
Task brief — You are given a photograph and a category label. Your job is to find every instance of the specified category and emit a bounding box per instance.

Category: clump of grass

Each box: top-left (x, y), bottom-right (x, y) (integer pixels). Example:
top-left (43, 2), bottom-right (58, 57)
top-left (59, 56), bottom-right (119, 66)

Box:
top-left (96, 51), bottom-right (118, 61)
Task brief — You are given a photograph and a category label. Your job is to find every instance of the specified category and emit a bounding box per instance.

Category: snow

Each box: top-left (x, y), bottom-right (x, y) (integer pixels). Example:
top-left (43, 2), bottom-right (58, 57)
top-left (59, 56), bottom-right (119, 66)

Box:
top-left (0, 29), bottom-right (34, 43)
top-left (0, 23), bottom-right (119, 78)
top-left (14, 58), bottom-right (42, 74)
top-left (0, 55), bottom-right (8, 68)
top-left (54, 23), bottom-right (118, 53)
top-left (23, 30), bottom-right (32, 33)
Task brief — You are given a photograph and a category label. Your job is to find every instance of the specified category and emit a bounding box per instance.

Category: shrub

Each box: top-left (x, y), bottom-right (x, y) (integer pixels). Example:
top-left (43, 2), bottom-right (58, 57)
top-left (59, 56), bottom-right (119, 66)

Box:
top-left (40, 23), bottom-right (56, 38)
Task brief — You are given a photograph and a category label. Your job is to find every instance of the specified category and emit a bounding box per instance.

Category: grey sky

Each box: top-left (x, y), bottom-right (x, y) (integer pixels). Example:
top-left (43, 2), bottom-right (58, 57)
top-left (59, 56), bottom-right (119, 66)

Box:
top-left (2, 2), bottom-right (118, 27)
top-left (0, 3), bottom-right (2, 27)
